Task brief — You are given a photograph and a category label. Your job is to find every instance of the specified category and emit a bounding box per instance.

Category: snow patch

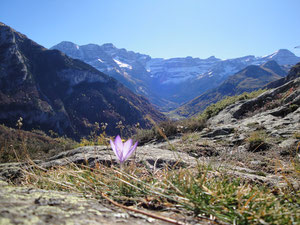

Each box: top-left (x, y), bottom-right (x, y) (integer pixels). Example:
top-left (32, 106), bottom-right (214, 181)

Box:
top-left (113, 58), bottom-right (133, 70)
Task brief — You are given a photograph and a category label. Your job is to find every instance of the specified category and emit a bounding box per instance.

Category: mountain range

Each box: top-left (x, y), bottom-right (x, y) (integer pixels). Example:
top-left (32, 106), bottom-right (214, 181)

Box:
top-left (173, 60), bottom-right (287, 117)
top-left (0, 22), bottom-right (165, 139)
top-left (51, 42), bottom-right (300, 111)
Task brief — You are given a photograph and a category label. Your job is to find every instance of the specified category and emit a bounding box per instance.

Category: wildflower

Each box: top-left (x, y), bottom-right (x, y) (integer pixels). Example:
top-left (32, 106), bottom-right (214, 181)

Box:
top-left (115, 121), bottom-right (125, 131)
top-left (101, 122), bottom-right (108, 130)
top-left (16, 117), bottom-right (23, 129)
top-left (110, 135), bottom-right (138, 166)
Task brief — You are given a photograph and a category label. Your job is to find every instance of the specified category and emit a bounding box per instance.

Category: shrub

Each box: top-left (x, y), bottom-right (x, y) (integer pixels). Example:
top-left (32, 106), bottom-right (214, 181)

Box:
top-left (246, 130), bottom-right (269, 152)
top-left (198, 89), bottom-right (266, 121)
top-left (133, 128), bottom-right (156, 145)
top-left (133, 117), bottom-right (206, 144)
top-left (0, 124), bottom-right (76, 163)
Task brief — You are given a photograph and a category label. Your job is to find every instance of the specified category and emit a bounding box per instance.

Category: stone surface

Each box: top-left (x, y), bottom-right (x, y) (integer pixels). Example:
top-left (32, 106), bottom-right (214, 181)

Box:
top-left (0, 180), bottom-right (173, 225)
top-left (40, 145), bottom-right (197, 170)
top-left (205, 77), bottom-right (300, 146)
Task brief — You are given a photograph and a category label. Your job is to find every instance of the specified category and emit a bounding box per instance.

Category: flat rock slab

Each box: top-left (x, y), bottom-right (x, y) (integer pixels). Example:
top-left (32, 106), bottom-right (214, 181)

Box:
top-left (0, 180), bottom-right (174, 225)
top-left (0, 180), bottom-right (215, 225)
top-left (40, 145), bottom-right (197, 169)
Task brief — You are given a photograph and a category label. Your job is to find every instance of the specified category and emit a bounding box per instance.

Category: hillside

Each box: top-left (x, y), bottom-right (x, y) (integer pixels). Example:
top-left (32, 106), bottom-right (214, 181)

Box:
top-left (0, 22), bottom-right (165, 140)
top-left (173, 60), bottom-right (288, 118)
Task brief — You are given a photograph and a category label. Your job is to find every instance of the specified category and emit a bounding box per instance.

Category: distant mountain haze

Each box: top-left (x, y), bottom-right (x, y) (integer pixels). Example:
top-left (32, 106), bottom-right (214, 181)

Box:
top-left (51, 41), bottom-right (300, 111)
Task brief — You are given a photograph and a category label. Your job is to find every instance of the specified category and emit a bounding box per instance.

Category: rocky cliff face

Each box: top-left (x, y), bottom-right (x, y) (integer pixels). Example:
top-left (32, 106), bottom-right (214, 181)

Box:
top-left (52, 42), bottom-right (300, 110)
top-left (0, 22), bottom-right (165, 139)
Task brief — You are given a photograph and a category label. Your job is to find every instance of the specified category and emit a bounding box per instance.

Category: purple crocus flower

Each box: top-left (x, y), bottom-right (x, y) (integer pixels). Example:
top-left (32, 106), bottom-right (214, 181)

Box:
top-left (110, 135), bottom-right (138, 165)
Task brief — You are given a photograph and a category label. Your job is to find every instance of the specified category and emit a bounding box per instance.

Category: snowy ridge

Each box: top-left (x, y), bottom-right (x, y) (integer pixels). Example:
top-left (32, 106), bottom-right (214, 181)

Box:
top-left (51, 42), bottom-right (300, 86)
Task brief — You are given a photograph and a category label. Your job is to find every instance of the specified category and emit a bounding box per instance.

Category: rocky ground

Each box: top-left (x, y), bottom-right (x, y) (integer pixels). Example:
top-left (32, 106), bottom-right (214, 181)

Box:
top-left (0, 179), bottom-right (169, 225)
top-left (0, 145), bottom-right (212, 225)
top-left (0, 78), bottom-right (299, 224)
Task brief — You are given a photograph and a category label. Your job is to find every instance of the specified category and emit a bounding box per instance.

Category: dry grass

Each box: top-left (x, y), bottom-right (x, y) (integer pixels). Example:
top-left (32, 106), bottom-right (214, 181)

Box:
top-left (134, 117), bottom-right (206, 145)
top-left (19, 157), bottom-right (299, 225)
top-left (0, 124), bottom-right (76, 163)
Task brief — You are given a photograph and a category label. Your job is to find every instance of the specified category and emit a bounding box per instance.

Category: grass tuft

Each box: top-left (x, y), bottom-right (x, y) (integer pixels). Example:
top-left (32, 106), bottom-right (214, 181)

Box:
top-left (246, 130), bottom-right (269, 152)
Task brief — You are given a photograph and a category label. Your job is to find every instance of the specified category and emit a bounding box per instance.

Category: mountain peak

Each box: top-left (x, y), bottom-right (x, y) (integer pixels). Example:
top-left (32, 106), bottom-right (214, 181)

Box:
top-left (51, 41), bottom-right (79, 50)
top-left (264, 49), bottom-right (300, 65)
top-left (206, 56), bottom-right (221, 62)
top-left (207, 56), bottom-right (216, 59)
top-left (262, 60), bottom-right (280, 68)
top-left (101, 43), bottom-right (116, 49)
top-left (261, 60), bottom-right (287, 77)
top-left (273, 49), bottom-right (296, 57)
top-left (0, 21), bottom-right (14, 29)
top-left (0, 21), bottom-right (28, 45)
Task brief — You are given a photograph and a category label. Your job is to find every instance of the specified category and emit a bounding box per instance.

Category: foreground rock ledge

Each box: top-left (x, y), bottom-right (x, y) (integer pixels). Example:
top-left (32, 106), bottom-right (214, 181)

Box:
top-left (0, 180), bottom-right (177, 225)
top-left (0, 146), bottom-right (205, 225)
top-left (40, 145), bottom-right (197, 169)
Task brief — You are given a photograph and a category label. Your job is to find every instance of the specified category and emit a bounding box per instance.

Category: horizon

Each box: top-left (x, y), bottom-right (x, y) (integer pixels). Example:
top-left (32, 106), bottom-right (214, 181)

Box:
top-left (1, 0), bottom-right (300, 59)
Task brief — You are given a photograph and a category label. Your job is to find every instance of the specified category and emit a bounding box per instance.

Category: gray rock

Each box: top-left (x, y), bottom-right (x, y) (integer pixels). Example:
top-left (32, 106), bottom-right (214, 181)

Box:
top-left (0, 180), bottom-right (172, 225)
top-left (206, 77), bottom-right (300, 146)
top-left (209, 77), bottom-right (300, 125)
top-left (40, 145), bottom-right (197, 170)
top-left (201, 127), bottom-right (234, 138)
top-left (279, 139), bottom-right (298, 148)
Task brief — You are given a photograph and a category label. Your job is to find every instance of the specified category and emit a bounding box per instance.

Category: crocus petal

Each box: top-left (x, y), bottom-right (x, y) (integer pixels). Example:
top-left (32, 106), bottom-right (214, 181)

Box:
top-left (114, 135), bottom-right (123, 152)
top-left (110, 139), bottom-right (120, 160)
top-left (110, 136), bottom-right (138, 165)
top-left (114, 135), bottom-right (124, 162)
top-left (122, 139), bottom-right (133, 159)
top-left (123, 141), bottom-right (138, 161)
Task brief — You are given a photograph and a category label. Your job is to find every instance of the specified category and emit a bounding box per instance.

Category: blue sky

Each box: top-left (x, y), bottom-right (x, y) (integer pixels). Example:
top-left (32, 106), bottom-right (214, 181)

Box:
top-left (1, 0), bottom-right (300, 59)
